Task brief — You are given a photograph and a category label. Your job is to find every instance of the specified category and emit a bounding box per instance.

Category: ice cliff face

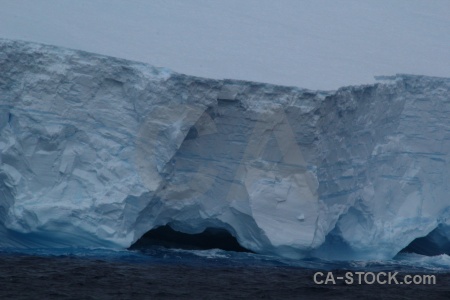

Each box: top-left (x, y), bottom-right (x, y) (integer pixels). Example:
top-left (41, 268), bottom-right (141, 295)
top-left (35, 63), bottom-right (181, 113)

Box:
top-left (1, 39), bottom-right (449, 259)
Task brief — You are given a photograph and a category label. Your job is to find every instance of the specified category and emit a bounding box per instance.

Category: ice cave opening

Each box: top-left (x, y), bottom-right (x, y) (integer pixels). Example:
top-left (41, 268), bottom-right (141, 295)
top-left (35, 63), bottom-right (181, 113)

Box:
top-left (399, 226), bottom-right (450, 256)
top-left (129, 225), bottom-right (252, 253)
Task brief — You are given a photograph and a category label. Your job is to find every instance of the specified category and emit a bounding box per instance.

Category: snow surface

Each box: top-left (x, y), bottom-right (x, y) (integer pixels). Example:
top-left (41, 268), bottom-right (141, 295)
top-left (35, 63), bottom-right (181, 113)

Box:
top-left (0, 0), bottom-right (449, 90)
top-left (1, 40), bottom-right (450, 260)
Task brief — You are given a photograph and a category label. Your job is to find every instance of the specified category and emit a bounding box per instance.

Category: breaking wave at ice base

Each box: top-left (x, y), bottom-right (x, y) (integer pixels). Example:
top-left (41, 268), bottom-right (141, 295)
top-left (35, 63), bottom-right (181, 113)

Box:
top-left (2, 247), bottom-right (450, 272)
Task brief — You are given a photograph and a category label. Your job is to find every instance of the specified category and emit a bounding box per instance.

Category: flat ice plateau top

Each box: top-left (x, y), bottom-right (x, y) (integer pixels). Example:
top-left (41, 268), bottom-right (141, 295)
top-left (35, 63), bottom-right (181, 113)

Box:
top-left (0, 39), bottom-right (449, 260)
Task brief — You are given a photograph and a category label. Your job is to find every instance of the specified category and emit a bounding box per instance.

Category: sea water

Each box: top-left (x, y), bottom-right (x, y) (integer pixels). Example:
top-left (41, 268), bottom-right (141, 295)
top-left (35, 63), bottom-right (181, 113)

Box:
top-left (1, 247), bottom-right (449, 299)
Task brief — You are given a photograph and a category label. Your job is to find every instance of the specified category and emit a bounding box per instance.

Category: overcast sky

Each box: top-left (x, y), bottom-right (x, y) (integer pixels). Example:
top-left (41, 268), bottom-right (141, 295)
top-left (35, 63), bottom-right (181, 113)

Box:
top-left (1, 0), bottom-right (449, 90)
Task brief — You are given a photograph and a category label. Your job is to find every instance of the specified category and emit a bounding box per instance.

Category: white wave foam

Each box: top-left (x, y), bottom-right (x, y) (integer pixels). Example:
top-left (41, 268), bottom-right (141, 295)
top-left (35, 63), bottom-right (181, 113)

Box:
top-left (394, 253), bottom-right (450, 271)
top-left (170, 248), bottom-right (231, 259)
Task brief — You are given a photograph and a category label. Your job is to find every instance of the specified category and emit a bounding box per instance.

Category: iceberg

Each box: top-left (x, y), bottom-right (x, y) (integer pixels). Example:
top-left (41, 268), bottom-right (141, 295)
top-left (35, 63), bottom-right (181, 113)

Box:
top-left (1, 39), bottom-right (449, 259)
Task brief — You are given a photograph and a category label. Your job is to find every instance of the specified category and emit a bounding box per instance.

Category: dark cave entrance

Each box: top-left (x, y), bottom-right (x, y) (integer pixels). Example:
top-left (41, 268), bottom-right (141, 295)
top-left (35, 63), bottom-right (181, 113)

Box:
top-left (129, 225), bottom-right (251, 253)
top-left (399, 227), bottom-right (450, 256)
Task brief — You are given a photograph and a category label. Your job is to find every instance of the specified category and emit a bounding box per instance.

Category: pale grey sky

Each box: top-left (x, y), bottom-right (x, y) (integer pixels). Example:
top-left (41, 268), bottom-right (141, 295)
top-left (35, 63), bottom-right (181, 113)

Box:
top-left (1, 0), bottom-right (449, 90)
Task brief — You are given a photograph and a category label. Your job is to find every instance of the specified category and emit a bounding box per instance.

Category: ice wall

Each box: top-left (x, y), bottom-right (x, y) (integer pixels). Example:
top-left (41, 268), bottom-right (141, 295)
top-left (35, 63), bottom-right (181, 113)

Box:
top-left (1, 39), bottom-right (449, 259)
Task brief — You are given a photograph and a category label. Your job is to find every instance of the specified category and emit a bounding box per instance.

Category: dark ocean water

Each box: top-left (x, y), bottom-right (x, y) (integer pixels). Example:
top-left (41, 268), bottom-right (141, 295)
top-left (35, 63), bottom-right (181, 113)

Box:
top-left (1, 247), bottom-right (449, 299)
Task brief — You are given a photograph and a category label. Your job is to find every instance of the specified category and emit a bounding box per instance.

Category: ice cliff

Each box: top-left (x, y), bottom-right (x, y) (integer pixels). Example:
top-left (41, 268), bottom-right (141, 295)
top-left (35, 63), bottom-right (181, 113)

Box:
top-left (1, 39), bottom-right (449, 259)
